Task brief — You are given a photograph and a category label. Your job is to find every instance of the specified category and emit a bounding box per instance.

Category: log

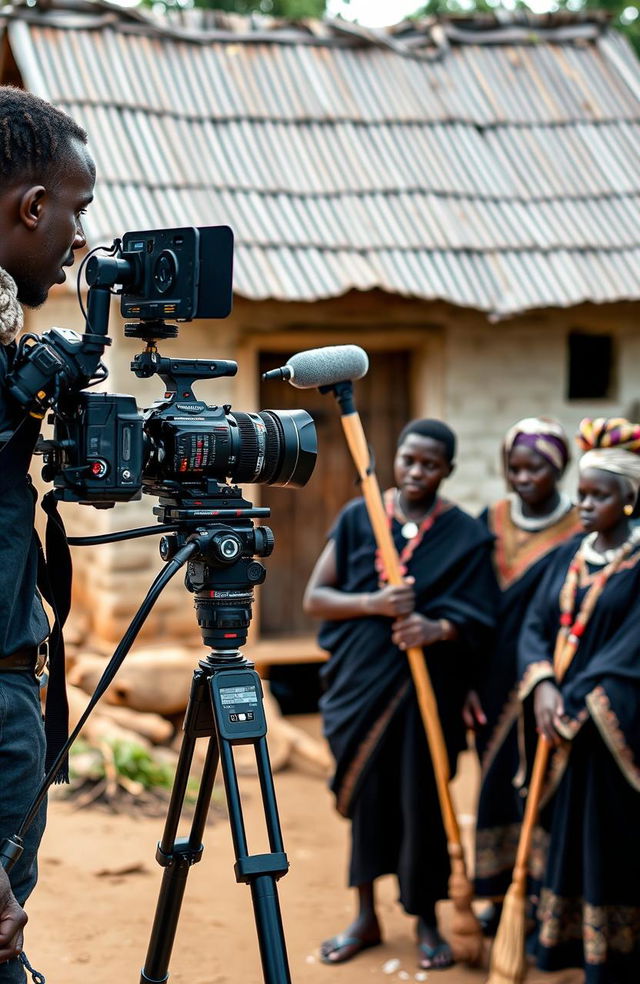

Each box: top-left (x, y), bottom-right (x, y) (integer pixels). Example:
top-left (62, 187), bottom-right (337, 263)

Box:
top-left (68, 647), bottom-right (199, 714)
top-left (282, 726), bottom-right (332, 779)
top-left (67, 684), bottom-right (152, 750)
top-left (94, 703), bottom-right (174, 745)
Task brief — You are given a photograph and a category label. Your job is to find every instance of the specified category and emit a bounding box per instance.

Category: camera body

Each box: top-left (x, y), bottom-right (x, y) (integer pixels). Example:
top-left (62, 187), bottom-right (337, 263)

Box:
top-left (41, 391), bottom-right (144, 503)
top-left (7, 225), bottom-right (317, 506)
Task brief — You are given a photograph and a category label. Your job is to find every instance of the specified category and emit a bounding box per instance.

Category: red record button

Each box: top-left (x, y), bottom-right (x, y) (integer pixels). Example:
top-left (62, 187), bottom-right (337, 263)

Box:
top-left (90, 459), bottom-right (108, 478)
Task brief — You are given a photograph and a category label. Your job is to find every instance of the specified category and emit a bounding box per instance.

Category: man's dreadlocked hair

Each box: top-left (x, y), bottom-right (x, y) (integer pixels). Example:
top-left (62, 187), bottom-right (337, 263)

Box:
top-left (0, 85), bottom-right (87, 186)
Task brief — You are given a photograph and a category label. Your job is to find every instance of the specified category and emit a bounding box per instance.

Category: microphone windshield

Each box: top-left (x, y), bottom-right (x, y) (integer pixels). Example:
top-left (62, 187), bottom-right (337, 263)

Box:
top-left (287, 345), bottom-right (369, 389)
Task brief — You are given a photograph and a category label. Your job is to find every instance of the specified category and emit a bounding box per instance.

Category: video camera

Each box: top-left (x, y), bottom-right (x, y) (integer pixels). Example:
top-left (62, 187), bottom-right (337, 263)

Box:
top-left (6, 225), bottom-right (317, 506)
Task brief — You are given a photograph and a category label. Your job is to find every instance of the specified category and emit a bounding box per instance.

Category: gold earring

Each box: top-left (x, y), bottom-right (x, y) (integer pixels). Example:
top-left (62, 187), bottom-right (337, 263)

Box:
top-left (624, 504), bottom-right (634, 516)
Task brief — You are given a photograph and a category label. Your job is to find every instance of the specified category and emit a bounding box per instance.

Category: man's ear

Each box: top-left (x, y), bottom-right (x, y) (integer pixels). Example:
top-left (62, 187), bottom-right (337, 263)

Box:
top-left (19, 186), bottom-right (46, 230)
top-left (447, 461), bottom-right (455, 478)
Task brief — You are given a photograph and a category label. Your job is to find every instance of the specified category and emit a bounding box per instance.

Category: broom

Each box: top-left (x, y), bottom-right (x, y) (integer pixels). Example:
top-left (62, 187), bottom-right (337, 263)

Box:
top-left (484, 736), bottom-right (551, 984)
top-left (486, 602), bottom-right (581, 983)
top-left (338, 405), bottom-right (484, 965)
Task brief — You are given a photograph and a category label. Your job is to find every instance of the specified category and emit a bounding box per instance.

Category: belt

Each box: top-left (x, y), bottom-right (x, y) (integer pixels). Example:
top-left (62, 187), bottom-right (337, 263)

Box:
top-left (0, 644), bottom-right (48, 677)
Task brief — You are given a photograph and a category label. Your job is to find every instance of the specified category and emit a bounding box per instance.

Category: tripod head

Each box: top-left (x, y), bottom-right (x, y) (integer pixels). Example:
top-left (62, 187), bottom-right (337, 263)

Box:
top-left (153, 480), bottom-right (274, 655)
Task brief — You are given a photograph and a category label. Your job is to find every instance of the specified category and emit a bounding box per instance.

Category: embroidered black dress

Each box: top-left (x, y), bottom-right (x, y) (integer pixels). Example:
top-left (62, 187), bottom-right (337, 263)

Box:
top-left (318, 495), bottom-right (497, 916)
top-left (518, 536), bottom-right (640, 983)
top-left (474, 500), bottom-right (581, 900)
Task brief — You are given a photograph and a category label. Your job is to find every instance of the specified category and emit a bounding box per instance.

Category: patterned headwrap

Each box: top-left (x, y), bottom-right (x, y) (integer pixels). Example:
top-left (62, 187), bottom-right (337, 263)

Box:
top-left (577, 417), bottom-right (640, 498)
top-left (503, 416), bottom-right (571, 475)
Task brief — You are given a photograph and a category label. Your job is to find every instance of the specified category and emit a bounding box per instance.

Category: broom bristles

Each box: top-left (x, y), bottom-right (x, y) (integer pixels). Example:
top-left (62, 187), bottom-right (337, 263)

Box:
top-left (485, 881), bottom-right (528, 984)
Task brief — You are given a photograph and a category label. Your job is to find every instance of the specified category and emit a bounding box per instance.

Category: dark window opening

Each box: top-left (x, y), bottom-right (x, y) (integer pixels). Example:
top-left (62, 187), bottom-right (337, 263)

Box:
top-left (567, 332), bottom-right (614, 400)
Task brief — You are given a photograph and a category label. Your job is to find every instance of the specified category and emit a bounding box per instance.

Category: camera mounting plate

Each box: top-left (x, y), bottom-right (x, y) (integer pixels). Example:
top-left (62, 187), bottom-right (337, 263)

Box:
top-left (124, 320), bottom-right (179, 341)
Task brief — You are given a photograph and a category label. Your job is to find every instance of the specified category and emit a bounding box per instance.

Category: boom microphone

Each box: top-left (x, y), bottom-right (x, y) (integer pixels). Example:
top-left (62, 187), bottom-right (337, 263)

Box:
top-left (262, 345), bottom-right (369, 389)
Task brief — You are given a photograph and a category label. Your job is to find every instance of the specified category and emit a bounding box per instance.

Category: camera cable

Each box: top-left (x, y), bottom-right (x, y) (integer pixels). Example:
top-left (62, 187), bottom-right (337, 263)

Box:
top-left (67, 524), bottom-right (180, 546)
top-left (75, 241), bottom-right (119, 334)
top-left (2, 538), bottom-right (199, 868)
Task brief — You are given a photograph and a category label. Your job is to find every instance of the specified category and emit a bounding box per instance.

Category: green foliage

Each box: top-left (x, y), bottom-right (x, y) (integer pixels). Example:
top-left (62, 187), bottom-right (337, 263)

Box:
top-left (111, 740), bottom-right (176, 790)
top-left (147, 0), bottom-right (327, 16)
top-left (414, 1), bottom-right (640, 55)
top-left (70, 738), bottom-right (176, 790)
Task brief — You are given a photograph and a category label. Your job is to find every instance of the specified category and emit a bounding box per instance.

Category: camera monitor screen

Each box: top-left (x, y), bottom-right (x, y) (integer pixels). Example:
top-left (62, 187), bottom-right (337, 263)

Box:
top-left (120, 225), bottom-right (234, 322)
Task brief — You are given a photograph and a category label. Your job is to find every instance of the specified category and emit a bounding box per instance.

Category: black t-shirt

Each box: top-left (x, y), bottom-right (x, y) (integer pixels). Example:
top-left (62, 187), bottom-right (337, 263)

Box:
top-left (0, 343), bottom-right (49, 656)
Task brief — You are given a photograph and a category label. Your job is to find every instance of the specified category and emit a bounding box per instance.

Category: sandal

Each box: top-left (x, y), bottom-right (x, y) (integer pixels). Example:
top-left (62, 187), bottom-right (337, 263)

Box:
top-left (319, 932), bottom-right (382, 964)
top-left (417, 939), bottom-right (454, 970)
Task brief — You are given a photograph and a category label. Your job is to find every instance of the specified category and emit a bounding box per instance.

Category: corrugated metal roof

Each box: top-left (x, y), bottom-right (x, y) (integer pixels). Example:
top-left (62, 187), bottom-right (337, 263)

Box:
top-left (2, 2), bottom-right (640, 316)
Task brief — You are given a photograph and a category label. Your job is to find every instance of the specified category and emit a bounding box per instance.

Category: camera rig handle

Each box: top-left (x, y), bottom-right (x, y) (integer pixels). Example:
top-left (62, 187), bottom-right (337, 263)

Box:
top-left (6, 280), bottom-right (115, 417)
top-left (131, 349), bottom-right (238, 403)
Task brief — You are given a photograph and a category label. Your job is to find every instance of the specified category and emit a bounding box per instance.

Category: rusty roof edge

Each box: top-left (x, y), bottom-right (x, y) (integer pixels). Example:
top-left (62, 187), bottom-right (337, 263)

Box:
top-left (436, 22), bottom-right (603, 46)
top-left (0, 8), bottom-right (359, 47)
top-left (0, 1), bottom-right (618, 54)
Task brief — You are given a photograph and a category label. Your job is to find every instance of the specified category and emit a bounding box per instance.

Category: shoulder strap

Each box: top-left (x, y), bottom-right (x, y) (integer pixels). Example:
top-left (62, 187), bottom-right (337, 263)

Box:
top-left (36, 491), bottom-right (72, 783)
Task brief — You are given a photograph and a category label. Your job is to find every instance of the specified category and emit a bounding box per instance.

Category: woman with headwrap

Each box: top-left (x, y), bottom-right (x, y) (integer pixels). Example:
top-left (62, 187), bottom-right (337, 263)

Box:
top-left (516, 417), bottom-right (640, 982)
top-left (469, 418), bottom-right (582, 928)
top-left (303, 419), bottom-right (497, 971)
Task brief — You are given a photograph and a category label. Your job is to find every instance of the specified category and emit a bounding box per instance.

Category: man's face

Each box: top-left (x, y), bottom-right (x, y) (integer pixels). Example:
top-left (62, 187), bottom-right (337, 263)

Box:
top-left (393, 434), bottom-right (452, 505)
top-left (14, 137), bottom-right (95, 308)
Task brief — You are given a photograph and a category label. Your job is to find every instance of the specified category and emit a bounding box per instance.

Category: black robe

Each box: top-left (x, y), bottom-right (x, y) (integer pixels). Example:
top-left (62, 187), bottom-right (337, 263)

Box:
top-left (317, 495), bottom-right (497, 915)
top-left (474, 500), bottom-right (582, 900)
top-left (517, 535), bottom-right (640, 983)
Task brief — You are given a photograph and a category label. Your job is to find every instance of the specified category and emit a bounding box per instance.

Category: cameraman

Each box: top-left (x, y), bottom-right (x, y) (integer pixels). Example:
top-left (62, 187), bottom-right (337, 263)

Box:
top-left (0, 85), bottom-right (95, 981)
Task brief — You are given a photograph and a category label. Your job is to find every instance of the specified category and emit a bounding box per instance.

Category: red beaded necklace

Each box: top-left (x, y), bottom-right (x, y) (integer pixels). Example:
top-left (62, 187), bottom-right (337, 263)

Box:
top-left (375, 488), bottom-right (443, 582)
top-left (554, 535), bottom-right (635, 677)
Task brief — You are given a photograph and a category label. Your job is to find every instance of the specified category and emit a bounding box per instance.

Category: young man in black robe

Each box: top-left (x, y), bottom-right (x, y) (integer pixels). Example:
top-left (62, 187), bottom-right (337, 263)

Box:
top-left (304, 418), bottom-right (497, 971)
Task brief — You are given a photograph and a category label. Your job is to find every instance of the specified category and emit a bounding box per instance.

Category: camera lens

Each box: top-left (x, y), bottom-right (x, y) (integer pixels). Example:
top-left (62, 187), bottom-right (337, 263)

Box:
top-left (230, 409), bottom-right (317, 488)
top-left (142, 408), bottom-right (317, 490)
top-left (153, 250), bottom-right (178, 295)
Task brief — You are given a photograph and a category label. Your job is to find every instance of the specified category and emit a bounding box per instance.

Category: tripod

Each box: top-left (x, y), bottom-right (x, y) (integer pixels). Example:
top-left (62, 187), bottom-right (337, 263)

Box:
top-left (140, 485), bottom-right (292, 984)
top-left (1, 481), bottom-right (293, 984)
top-left (141, 655), bottom-right (290, 984)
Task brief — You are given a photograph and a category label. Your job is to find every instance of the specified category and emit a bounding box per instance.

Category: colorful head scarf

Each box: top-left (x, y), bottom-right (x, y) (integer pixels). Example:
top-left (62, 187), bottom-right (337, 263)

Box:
top-left (503, 417), bottom-right (571, 476)
top-left (577, 417), bottom-right (640, 499)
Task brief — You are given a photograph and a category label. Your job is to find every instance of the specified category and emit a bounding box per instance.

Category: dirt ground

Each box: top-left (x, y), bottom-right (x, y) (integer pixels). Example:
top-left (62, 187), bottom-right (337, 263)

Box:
top-left (23, 716), bottom-right (584, 984)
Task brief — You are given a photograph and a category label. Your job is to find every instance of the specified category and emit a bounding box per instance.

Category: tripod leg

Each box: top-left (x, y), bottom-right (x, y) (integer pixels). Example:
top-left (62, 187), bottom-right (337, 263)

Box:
top-left (141, 673), bottom-right (220, 984)
top-left (251, 872), bottom-right (291, 984)
top-left (250, 737), bottom-right (291, 983)
top-left (217, 735), bottom-right (292, 984)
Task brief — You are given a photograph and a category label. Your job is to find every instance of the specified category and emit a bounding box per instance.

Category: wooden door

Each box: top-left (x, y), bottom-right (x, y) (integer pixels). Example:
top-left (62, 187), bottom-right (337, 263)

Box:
top-left (257, 349), bottom-right (411, 638)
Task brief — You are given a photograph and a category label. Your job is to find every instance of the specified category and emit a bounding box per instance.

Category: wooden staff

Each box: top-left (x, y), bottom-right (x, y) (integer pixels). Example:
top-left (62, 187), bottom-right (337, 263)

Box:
top-left (336, 396), bottom-right (483, 965)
